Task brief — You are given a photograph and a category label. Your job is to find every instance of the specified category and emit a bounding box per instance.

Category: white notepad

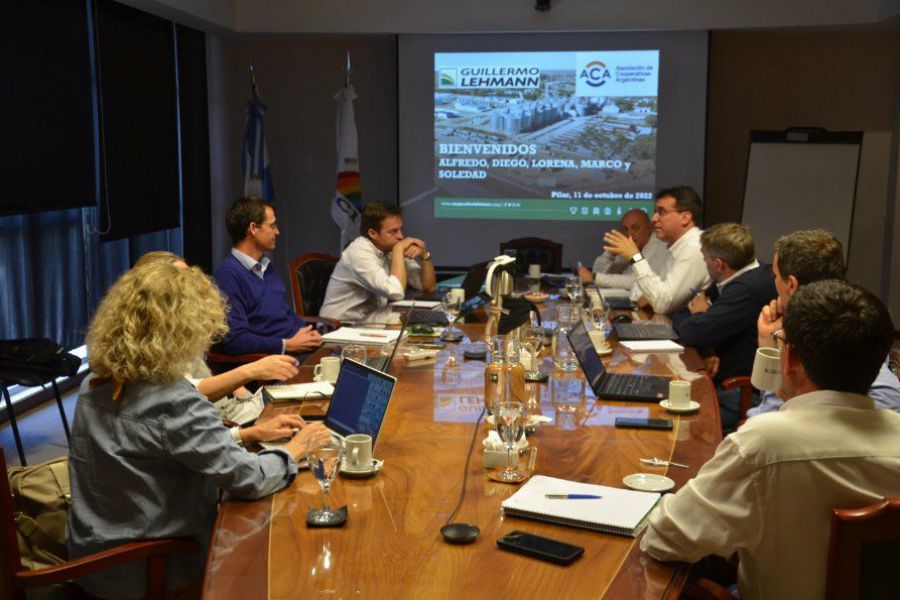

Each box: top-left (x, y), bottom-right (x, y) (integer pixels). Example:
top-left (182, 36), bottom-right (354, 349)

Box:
top-left (390, 300), bottom-right (442, 309)
top-left (619, 340), bottom-right (685, 353)
top-left (501, 475), bottom-right (660, 537)
top-left (264, 382), bottom-right (334, 402)
top-left (321, 327), bottom-right (402, 345)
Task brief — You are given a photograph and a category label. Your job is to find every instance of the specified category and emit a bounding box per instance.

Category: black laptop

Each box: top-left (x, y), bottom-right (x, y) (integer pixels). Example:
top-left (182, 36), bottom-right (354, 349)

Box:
top-left (411, 260), bottom-right (489, 303)
top-left (614, 322), bottom-right (678, 341)
top-left (324, 358), bottom-right (397, 442)
top-left (567, 320), bottom-right (669, 402)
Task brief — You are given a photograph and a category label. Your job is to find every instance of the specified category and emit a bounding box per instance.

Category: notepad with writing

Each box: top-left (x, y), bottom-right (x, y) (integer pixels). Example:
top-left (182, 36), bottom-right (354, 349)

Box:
top-left (321, 327), bottom-right (401, 345)
top-left (501, 475), bottom-right (660, 537)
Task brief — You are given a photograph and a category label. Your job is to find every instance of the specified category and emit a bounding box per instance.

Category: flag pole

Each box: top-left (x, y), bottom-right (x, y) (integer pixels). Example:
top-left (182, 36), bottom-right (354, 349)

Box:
top-left (345, 51), bottom-right (352, 87)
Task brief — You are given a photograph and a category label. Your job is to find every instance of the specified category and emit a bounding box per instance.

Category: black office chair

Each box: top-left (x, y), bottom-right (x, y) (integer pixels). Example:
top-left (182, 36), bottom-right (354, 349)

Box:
top-left (289, 253), bottom-right (339, 317)
top-left (499, 237), bottom-right (563, 276)
top-left (0, 339), bottom-right (81, 466)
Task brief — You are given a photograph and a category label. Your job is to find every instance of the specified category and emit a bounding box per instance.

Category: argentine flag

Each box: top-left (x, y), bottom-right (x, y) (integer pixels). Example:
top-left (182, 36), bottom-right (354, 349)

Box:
top-left (241, 72), bottom-right (276, 202)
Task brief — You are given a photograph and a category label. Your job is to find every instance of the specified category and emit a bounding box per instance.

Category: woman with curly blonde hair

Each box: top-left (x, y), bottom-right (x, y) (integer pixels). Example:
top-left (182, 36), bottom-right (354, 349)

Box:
top-left (68, 261), bottom-right (330, 600)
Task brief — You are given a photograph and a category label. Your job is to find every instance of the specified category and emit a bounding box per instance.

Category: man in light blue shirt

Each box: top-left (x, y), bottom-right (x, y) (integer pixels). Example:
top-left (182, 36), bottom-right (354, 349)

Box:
top-left (748, 229), bottom-right (900, 418)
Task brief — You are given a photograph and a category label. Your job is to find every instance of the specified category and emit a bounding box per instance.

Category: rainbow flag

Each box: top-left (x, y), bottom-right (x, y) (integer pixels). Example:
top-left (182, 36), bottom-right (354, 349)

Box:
top-left (332, 83), bottom-right (362, 249)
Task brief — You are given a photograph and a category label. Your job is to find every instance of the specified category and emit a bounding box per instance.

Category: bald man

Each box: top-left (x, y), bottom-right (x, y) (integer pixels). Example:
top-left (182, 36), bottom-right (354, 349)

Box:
top-left (578, 208), bottom-right (667, 289)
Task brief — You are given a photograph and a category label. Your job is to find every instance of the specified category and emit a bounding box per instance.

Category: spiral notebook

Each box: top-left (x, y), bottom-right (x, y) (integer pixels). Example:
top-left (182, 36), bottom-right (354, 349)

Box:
top-left (500, 475), bottom-right (661, 537)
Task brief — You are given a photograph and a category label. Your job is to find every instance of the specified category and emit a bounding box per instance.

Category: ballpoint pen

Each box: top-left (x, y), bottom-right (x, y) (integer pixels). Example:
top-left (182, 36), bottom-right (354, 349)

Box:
top-left (544, 494), bottom-right (602, 500)
top-left (358, 332), bottom-right (389, 339)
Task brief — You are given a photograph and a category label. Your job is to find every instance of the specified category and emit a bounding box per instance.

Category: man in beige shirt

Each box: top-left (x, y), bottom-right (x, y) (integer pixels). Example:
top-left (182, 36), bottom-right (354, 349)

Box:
top-left (641, 279), bottom-right (900, 600)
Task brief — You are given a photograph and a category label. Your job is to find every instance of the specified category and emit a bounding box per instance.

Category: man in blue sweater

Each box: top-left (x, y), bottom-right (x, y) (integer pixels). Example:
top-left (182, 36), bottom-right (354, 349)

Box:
top-left (213, 197), bottom-right (322, 355)
top-left (671, 223), bottom-right (777, 430)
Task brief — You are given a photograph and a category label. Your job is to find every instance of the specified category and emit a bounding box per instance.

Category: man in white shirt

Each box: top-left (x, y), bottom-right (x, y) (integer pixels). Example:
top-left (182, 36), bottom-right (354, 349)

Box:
top-left (321, 201), bottom-right (436, 323)
top-left (641, 279), bottom-right (900, 600)
top-left (577, 208), bottom-right (667, 290)
top-left (602, 186), bottom-right (710, 315)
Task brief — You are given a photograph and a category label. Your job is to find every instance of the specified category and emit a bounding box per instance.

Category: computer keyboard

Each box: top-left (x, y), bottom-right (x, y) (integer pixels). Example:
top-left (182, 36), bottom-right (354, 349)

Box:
top-left (603, 373), bottom-right (651, 396)
top-left (366, 355), bottom-right (390, 372)
top-left (406, 311), bottom-right (450, 325)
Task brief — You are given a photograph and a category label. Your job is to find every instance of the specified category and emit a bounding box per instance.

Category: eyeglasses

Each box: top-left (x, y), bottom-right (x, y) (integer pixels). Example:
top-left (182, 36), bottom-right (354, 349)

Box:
top-left (771, 329), bottom-right (788, 350)
top-left (653, 206), bottom-right (684, 217)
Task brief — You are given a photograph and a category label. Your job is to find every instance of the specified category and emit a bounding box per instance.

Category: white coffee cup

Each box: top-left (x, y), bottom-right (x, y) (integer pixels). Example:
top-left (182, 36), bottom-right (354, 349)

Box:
top-left (528, 264), bottom-right (541, 278)
top-left (751, 348), bottom-right (782, 391)
top-left (344, 433), bottom-right (374, 471)
top-left (668, 380), bottom-right (692, 408)
top-left (449, 287), bottom-right (465, 303)
top-left (588, 328), bottom-right (608, 353)
top-left (314, 356), bottom-right (341, 383)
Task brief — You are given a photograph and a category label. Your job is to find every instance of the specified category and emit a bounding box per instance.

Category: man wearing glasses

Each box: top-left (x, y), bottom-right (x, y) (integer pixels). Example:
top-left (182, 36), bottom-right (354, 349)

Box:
top-left (602, 186), bottom-right (709, 314)
top-left (642, 279), bottom-right (900, 599)
top-left (577, 208), bottom-right (667, 290)
top-left (749, 228), bottom-right (900, 417)
top-left (213, 197), bottom-right (323, 355)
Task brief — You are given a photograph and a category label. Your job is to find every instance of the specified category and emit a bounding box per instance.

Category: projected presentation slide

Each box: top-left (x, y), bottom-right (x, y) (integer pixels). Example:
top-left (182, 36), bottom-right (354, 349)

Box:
top-left (434, 50), bottom-right (659, 221)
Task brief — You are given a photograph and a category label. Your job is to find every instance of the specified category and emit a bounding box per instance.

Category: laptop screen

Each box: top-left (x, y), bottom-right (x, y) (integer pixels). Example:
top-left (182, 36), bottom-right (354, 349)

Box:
top-left (567, 320), bottom-right (607, 395)
top-left (325, 359), bottom-right (396, 441)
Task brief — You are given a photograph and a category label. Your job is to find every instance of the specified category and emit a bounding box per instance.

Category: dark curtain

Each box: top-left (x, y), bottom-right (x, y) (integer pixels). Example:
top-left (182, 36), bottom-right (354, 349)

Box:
top-left (0, 208), bottom-right (182, 350)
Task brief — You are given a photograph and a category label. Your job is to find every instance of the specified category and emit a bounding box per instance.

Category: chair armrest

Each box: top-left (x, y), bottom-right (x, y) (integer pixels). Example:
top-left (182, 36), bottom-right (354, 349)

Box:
top-left (302, 316), bottom-right (341, 333)
top-left (721, 376), bottom-right (751, 390)
top-left (720, 376), bottom-right (754, 427)
top-left (205, 352), bottom-right (270, 375)
top-left (14, 539), bottom-right (200, 588)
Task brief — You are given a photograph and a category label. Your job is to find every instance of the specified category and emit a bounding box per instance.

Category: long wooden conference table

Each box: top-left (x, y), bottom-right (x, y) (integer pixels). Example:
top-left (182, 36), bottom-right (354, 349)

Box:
top-left (203, 301), bottom-right (722, 599)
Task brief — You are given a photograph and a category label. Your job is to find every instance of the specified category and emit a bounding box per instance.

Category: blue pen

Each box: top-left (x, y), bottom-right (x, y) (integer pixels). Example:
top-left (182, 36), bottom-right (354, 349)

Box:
top-left (544, 494), bottom-right (602, 500)
top-left (689, 287), bottom-right (701, 296)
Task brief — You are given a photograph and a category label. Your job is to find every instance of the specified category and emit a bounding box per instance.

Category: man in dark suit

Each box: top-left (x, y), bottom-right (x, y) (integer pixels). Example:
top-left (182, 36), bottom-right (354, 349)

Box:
top-left (671, 223), bottom-right (776, 431)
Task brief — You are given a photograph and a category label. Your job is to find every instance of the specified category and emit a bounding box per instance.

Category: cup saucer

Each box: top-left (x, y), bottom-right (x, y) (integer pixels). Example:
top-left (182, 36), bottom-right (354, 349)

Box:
top-left (622, 473), bottom-right (675, 492)
top-left (313, 374), bottom-right (336, 384)
top-left (339, 458), bottom-right (384, 478)
top-left (659, 399), bottom-right (700, 414)
top-left (594, 345), bottom-right (613, 356)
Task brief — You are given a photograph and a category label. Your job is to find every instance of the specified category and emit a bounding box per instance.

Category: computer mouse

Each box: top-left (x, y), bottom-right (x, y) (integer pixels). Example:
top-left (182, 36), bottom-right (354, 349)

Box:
top-left (613, 314), bottom-right (633, 324)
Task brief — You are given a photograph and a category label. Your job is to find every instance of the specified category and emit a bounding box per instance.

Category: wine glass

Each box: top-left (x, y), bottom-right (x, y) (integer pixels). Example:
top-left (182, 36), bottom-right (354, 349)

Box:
top-left (494, 399), bottom-right (527, 482)
top-left (307, 437), bottom-right (345, 525)
top-left (565, 276), bottom-right (584, 306)
top-left (441, 291), bottom-right (462, 336)
top-left (523, 325), bottom-right (545, 381)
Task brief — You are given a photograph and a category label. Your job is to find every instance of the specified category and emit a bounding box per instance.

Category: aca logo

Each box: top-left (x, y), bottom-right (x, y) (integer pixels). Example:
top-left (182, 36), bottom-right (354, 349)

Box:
top-left (579, 61), bottom-right (611, 87)
top-left (438, 68), bottom-right (457, 88)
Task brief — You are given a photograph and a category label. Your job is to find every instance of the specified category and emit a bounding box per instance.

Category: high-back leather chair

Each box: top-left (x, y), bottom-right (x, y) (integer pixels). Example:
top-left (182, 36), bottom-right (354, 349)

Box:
top-left (0, 449), bottom-right (200, 600)
top-left (827, 496), bottom-right (900, 600)
top-left (289, 253), bottom-right (339, 316)
top-left (499, 237), bottom-right (563, 276)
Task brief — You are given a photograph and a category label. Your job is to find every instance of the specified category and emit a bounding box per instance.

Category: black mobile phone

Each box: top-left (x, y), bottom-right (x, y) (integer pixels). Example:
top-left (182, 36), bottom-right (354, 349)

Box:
top-left (614, 417), bottom-right (674, 431)
top-left (457, 291), bottom-right (490, 318)
top-left (497, 531), bottom-right (584, 565)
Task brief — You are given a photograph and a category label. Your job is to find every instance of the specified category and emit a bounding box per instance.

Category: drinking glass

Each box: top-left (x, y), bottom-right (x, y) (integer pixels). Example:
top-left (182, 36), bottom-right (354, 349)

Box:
top-left (441, 291), bottom-right (462, 335)
top-left (307, 437), bottom-right (345, 525)
top-left (522, 325), bottom-right (545, 380)
top-left (340, 344), bottom-right (367, 365)
top-left (553, 304), bottom-right (579, 371)
top-left (494, 400), bottom-right (527, 482)
top-left (565, 276), bottom-right (583, 306)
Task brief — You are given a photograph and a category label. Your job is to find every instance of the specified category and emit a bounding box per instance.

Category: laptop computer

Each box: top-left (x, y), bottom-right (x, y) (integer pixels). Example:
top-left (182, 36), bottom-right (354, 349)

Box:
top-left (324, 358), bottom-right (397, 442)
top-left (614, 322), bottom-right (678, 341)
top-left (413, 260), bottom-right (489, 302)
top-left (567, 320), bottom-right (669, 402)
top-left (365, 306), bottom-right (411, 372)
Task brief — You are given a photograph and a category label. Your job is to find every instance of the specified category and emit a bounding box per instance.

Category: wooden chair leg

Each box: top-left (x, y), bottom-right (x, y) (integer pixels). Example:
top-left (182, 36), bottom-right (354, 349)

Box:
top-left (1, 382), bottom-right (27, 466)
top-left (145, 555), bottom-right (168, 600)
top-left (50, 380), bottom-right (71, 443)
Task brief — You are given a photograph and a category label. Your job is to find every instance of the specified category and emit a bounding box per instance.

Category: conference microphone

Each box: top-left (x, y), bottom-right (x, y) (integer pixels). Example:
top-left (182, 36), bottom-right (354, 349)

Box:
top-left (440, 406), bottom-right (486, 545)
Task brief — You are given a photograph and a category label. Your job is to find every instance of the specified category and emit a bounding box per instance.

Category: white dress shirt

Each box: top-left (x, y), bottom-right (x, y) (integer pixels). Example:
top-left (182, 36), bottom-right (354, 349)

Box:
top-left (592, 235), bottom-right (668, 290)
top-left (631, 226), bottom-right (710, 314)
top-left (320, 236), bottom-right (423, 323)
top-left (641, 390), bottom-right (900, 600)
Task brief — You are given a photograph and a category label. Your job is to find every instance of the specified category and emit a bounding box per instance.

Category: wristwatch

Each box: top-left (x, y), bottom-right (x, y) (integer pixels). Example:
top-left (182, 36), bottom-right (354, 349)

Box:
top-left (630, 252), bottom-right (644, 264)
top-left (422, 250), bottom-right (432, 262)
top-left (230, 426), bottom-right (244, 446)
